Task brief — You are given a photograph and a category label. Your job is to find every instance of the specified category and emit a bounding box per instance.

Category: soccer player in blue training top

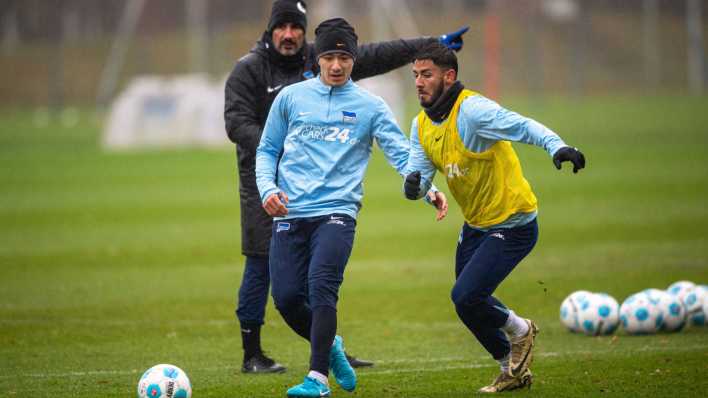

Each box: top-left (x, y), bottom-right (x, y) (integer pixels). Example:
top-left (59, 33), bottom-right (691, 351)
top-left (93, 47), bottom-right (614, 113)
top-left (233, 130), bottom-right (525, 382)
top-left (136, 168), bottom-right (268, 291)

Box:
top-left (256, 18), bottom-right (448, 398)
top-left (225, 0), bottom-right (468, 374)
top-left (403, 42), bottom-right (586, 393)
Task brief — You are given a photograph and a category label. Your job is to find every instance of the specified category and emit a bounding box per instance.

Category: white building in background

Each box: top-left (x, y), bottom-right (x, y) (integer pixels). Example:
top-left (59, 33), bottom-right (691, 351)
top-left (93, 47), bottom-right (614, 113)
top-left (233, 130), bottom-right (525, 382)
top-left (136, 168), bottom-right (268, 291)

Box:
top-left (103, 74), bottom-right (227, 150)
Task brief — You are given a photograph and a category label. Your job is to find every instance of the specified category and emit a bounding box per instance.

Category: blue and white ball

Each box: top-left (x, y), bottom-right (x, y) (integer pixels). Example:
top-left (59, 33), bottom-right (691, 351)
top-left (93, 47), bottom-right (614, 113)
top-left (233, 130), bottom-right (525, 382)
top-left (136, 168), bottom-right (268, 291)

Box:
top-left (666, 280), bottom-right (695, 301)
top-left (641, 288), bottom-right (665, 305)
top-left (702, 289), bottom-right (708, 326)
top-left (620, 293), bottom-right (663, 334)
top-left (683, 285), bottom-right (708, 326)
top-left (560, 290), bottom-right (593, 332)
top-left (576, 293), bottom-right (620, 335)
top-left (648, 289), bottom-right (687, 332)
top-left (137, 364), bottom-right (192, 398)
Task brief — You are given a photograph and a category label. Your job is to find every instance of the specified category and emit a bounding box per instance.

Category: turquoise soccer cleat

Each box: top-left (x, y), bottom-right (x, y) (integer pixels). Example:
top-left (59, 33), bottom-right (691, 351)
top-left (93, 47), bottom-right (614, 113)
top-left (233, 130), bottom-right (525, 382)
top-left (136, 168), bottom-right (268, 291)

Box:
top-left (286, 376), bottom-right (331, 398)
top-left (329, 336), bottom-right (357, 392)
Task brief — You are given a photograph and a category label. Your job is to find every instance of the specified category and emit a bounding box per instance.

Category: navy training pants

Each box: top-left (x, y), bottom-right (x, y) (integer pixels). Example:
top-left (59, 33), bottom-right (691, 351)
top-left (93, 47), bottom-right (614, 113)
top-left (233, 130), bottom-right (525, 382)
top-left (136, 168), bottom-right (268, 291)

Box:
top-left (452, 218), bottom-right (538, 360)
top-left (235, 255), bottom-right (270, 328)
top-left (269, 214), bottom-right (356, 374)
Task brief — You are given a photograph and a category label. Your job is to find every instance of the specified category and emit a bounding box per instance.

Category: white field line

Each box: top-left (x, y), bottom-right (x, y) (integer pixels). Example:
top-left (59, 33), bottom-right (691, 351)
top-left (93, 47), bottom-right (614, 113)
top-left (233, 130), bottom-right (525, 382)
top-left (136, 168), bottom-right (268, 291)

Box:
top-left (371, 344), bottom-right (703, 365)
top-left (1, 344), bottom-right (706, 380)
top-left (0, 318), bottom-right (238, 327)
top-left (365, 363), bottom-right (495, 375)
top-left (0, 318), bottom-right (463, 329)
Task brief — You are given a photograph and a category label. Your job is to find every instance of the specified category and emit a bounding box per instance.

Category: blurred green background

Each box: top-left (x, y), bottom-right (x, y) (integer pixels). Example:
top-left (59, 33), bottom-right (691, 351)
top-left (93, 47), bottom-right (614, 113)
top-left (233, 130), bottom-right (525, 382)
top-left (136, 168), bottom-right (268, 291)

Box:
top-left (1, 1), bottom-right (708, 397)
top-left (1, 96), bottom-right (708, 397)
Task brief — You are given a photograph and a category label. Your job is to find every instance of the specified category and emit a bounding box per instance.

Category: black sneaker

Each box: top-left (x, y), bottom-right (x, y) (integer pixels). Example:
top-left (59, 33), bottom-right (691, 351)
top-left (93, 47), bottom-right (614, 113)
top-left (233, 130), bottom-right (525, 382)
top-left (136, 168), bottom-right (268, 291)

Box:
top-left (346, 353), bottom-right (374, 368)
top-left (241, 352), bottom-right (286, 374)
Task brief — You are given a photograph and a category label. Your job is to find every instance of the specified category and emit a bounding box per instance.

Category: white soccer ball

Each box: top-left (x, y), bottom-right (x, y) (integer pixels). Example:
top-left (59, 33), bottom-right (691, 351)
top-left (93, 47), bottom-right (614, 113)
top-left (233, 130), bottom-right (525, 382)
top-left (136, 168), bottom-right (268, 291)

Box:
top-left (620, 293), bottom-right (663, 334)
top-left (666, 280), bottom-right (695, 301)
top-left (576, 293), bottom-right (620, 335)
top-left (137, 364), bottom-right (192, 398)
top-left (641, 288), bottom-right (665, 304)
top-left (643, 289), bottom-right (687, 332)
top-left (683, 285), bottom-right (708, 326)
top-left (560, 290), bottom-right (593, 332)
top-left (702, 289), bottom-right (708, 326)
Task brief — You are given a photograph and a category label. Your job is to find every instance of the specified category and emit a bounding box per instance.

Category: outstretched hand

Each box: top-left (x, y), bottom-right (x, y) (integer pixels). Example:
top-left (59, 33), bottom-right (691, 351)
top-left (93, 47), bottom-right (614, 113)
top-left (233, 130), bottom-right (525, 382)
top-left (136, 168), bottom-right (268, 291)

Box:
top-left (428, 190), bottom-right (448, 221)
top-left (439, 26), bottom-right (469, 52)
top-left (263, 191), bottom-right (289, 217)
top-left (553, 147), bottom-right (586, 173)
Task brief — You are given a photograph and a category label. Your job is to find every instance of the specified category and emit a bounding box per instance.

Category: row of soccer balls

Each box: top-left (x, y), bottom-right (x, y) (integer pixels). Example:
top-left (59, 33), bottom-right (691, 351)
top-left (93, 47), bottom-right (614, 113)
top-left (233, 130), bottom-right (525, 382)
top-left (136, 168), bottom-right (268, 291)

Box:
top-left (133, 283), bottom-right (707, 397)
top-left (560, 280), bottom-right (708, 335)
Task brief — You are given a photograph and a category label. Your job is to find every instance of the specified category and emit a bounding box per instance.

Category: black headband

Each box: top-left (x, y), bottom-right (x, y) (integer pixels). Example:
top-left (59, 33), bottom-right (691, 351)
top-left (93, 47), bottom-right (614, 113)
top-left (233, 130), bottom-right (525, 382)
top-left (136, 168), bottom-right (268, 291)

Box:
top-left (314, 17), bottom-right (358, 59)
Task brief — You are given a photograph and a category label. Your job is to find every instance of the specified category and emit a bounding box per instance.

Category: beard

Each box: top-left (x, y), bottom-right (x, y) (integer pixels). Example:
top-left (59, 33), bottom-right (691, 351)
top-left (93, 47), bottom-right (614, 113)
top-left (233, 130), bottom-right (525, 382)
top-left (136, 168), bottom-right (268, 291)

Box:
top-left (419, 81), bottom-right (445, 108)
top-left (276, 39), bottom-right (301, 56)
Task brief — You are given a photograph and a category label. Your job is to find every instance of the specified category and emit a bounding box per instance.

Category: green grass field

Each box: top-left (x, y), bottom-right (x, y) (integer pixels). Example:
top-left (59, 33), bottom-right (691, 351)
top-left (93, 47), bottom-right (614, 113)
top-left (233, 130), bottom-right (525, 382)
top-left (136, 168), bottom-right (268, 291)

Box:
top-left (1, 96), bottom-right (707, 397)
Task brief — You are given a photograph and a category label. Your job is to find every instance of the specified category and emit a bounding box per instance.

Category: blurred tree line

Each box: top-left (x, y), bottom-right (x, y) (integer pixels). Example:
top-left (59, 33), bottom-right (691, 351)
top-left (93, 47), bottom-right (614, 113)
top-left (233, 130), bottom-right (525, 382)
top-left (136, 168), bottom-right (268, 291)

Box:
top-left (0, 0), bottom-right (704, 108)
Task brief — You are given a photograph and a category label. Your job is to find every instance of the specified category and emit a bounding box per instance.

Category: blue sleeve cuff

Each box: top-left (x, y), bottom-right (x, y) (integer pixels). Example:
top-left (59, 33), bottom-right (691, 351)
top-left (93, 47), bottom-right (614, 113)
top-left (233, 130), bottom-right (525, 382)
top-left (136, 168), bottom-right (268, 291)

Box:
top-left (260, 187), bottom-right (280, 204)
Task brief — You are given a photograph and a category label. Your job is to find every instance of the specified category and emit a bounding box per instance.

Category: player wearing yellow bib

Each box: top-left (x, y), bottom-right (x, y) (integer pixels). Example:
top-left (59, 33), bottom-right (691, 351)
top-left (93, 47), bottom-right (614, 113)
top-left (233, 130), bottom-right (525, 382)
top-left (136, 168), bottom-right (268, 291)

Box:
top-left (403, 43), bottom-right (585, 393)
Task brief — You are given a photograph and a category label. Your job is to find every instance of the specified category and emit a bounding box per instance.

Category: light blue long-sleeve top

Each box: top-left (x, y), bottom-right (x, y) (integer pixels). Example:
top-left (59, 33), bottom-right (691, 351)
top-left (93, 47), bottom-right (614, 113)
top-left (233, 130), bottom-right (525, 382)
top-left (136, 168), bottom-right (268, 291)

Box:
top-left (257, 76), bottom-right (425, 220)
top-left (406, 94), bottom-right (568, 230)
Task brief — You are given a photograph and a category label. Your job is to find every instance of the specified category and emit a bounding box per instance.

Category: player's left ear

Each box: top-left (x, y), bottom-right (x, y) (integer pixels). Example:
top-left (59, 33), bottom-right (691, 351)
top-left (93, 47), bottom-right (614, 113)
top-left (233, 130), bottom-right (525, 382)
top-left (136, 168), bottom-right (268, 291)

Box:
top-left (443, 68), bottom-right (457, 85)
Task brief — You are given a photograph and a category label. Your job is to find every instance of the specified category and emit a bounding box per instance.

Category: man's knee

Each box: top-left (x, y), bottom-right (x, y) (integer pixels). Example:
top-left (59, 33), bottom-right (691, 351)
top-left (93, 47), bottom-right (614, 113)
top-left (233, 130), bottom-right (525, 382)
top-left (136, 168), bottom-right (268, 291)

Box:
top-left (308, 287), bottom-right (338, 309)
top-left (307, 277), bottom-right (341, 309)
top-left (451, 283), bottom-right (485, 309)
top-left (272, 288), bottom-right (305, 313)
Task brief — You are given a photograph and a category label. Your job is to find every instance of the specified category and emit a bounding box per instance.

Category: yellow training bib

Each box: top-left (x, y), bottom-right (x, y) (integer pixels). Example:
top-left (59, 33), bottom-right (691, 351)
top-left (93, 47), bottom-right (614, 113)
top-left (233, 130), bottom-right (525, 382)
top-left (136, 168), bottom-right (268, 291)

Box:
top-left (417, 90), bottom-right (537, 228)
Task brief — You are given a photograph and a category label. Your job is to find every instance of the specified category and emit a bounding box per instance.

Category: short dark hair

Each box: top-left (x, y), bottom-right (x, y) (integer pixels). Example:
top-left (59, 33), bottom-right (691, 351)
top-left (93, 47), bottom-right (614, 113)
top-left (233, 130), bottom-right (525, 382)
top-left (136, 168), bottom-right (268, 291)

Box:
top-left (413, 42), bottom-right (458, 74)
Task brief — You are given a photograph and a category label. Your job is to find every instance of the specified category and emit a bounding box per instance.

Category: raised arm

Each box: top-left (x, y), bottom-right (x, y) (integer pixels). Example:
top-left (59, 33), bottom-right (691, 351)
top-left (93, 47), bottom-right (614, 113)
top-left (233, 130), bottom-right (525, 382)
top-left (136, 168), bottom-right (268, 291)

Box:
top-left (463, 96), bottom-right (585, 173)
top-left (352, 26), bottom-right (469, 81)
top-left (463, 96), bottom-right (567, 156)
top-left (351, 37), bottom-right (435, 81)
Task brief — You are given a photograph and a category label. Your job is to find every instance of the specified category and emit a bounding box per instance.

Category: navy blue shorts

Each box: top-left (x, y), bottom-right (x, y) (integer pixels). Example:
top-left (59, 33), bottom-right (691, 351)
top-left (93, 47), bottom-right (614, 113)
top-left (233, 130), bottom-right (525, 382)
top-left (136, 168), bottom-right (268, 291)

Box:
top-left (269, 214), bottom-right (356, 311)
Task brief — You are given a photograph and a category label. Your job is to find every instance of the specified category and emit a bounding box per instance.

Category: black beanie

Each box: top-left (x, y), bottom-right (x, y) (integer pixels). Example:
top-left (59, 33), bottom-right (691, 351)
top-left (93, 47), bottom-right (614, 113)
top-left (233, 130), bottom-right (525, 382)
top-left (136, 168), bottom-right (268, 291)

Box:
top-left (267, 0), bottom-right (307, 32)
top-left (315, 18), bottom-right (358, 59)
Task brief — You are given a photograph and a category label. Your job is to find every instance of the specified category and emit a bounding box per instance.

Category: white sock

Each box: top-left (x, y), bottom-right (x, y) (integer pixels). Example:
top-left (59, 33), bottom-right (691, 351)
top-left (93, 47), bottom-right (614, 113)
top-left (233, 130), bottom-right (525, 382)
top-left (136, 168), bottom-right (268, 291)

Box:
top-left (502, 311), bottom-right (529, 341)
top-left (497, 353), bottom-right (510, 373)
top-left (307, 370), bottom-right (329, 386)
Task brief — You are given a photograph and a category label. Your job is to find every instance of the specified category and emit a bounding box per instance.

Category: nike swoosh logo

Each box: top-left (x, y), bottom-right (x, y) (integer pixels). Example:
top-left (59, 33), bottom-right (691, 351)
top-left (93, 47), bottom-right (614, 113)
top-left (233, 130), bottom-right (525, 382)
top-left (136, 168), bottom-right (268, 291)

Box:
top-left (267, 85), bottom-right (283, 93)
top-left (434, 135), bottom-right (443, 142)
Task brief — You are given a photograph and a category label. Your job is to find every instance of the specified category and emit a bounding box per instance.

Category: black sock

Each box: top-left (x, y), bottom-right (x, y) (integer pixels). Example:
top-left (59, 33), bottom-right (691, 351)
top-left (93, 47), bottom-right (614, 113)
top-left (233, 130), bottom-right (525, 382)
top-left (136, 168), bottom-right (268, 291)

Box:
top-left (240, 322), bottom-right (262, 360)
top-left (310, 306), bottom-right (337, 376)
top-left (278, 303), bottom-right (312, 341)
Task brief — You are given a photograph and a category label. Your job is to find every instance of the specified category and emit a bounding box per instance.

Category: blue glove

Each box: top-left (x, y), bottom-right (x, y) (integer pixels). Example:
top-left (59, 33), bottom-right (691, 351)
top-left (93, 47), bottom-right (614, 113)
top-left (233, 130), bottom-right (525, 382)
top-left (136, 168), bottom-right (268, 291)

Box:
top-left (439, 26), bottom-right (469, 52)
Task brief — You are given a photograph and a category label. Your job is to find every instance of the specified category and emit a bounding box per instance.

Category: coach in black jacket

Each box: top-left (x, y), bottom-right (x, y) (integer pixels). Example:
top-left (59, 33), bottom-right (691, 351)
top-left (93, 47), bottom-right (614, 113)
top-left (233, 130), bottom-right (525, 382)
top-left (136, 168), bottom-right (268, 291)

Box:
top-left (224, 0), bottom-right (467, 374)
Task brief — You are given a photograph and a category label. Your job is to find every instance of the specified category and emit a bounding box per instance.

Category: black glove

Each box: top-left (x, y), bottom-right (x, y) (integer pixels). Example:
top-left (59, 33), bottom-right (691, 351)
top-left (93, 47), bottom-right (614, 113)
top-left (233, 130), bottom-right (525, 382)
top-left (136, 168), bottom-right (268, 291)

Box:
top-left (553, 147), bottom-right (586, 173)
top-left (404, 171), bottom-right (422, 200)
